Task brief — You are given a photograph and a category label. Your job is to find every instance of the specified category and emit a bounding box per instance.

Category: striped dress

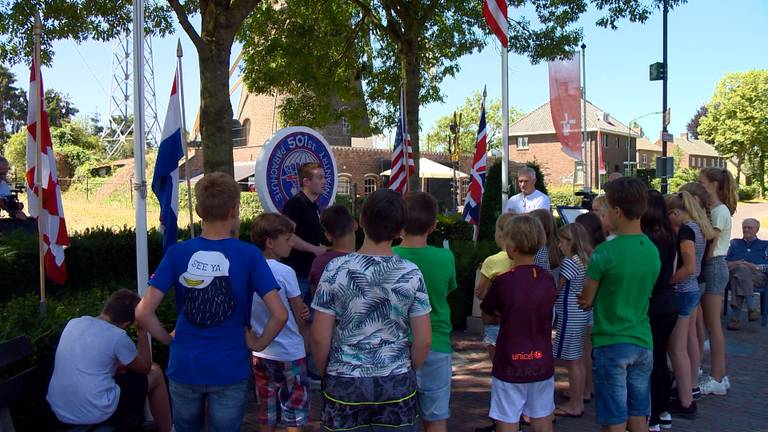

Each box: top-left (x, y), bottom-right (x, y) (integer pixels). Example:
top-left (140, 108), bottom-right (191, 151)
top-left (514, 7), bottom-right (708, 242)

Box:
top-left (553, 255), bottom-right (592, 360)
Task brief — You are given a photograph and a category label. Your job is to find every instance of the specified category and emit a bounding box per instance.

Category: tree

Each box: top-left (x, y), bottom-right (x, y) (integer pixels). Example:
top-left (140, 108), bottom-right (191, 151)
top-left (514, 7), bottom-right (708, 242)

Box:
top-left (699, 70), bottom-right (768, 194)
top-left (686, 105), bottom-right (707, 140)
top-left (44, 89), bottom-right (78, 127)
top-left (629, 120), bottom-right (645, 137)
top-left (0, 0), bottom-right (258, 176)
top-left (0, 64), bottom-right (27, 144)
top-left (240, 0), bottom-right (685, 190)
top-left (423, 91), bottom-right (523, 154)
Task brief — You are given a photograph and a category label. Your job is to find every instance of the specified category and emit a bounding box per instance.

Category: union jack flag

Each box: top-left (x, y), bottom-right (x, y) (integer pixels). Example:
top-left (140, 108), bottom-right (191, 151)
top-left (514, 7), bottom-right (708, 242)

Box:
top-left (389, 89), bottom-right (414, 194)
top-left (462, 98), bottom-right (488, 226)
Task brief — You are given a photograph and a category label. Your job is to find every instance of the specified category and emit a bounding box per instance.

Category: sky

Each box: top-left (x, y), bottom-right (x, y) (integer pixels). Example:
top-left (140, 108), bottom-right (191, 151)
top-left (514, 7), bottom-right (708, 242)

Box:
top-left (8, 0), bottom-right (768, 146)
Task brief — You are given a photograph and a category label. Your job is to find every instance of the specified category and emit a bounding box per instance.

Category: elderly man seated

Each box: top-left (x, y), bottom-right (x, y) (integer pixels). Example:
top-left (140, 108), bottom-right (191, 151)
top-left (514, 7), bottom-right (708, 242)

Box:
top-left (726, 218), bottom-right (768, 330)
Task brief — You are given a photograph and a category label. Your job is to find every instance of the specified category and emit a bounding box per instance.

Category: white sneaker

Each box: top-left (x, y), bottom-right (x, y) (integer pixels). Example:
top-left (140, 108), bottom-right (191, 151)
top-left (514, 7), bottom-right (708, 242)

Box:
top-left (723, 375), bottom-right (731, 389)
top-left (700, 375), bottom-right (728, 395)
top-left (649, 424), bottom-right (661, 432)
top-left (659, 411), bottom-right (672, 429)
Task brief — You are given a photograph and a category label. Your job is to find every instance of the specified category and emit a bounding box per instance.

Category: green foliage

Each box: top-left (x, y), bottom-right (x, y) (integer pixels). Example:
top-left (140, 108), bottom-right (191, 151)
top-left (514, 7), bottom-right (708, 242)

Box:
top-left (650, 167), bottom-right (700, 192)
top-left (636, 168), bottom-right (656, 188)
top-left (423, 91), bottom-right (523, 154)
top-left (478, 159), bottom-right (503, 242)
top-left (445, 240), bottom-right (498, 330)
top-left (428, 213), bottom-right (474, 245)
top-left (549, 186), bottom-right (581, 207)
top-left (0, 64), bottom-right (26, 144)
top-left (44, 89), bottom-right (78, 127)
top-left (699, 70), bottom-right (768, 194)
top-left (0, 1), bottom-right (173, 65)
top-left (4, 129), bottom-right (25, 176)
top-left (737, 184), bottom-right (760, 202)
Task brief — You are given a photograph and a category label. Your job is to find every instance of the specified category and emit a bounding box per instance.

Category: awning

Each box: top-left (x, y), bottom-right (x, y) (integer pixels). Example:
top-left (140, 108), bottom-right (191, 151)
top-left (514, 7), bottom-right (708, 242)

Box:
top-left (380, 157), bottom-right (468, 179)
top-left (190, 161), bottom-right (257, 184)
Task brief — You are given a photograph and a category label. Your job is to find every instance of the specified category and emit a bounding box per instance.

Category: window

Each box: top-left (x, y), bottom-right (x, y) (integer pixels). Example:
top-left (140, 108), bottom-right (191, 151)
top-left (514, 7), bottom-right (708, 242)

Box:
top-left (241, 119), bottom-right (250, 146)
top-left (341, 117), bottom-right (352, 136)
top-left (641, 154), bottom-right (648, 165)
top-left (516, 136), bottom-right (529, 150)
top-left (364, 176), bottom-right (378, 194)
top-left (603, 134), bottom-right (608, 148)
top-left (338, 175), bottom-right (351, 196)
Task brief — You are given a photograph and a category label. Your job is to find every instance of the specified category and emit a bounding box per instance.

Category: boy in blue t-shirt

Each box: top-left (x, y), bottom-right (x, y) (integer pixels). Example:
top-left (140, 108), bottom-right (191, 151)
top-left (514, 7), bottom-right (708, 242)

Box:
top-left (136, 172), bottom-right (288, 432)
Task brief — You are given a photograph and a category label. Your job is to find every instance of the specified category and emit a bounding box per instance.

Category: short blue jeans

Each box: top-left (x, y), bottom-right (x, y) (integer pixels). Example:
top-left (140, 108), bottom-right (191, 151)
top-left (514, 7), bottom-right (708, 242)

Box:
top-left (592, 343), bottom-right (653, 426)
top-left (676, 289), bottom-right (702, 317)
top-left (169, 378), bottom-right (249, 432)
top-left (415, 350), bottom-right (452, 421)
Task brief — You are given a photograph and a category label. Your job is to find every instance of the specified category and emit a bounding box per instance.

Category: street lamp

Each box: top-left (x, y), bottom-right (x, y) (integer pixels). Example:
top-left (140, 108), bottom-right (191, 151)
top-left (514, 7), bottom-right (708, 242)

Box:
top-left (626, 111), bottom-right (662, 175)
top-left (449, 112), bottom-right (462, 212)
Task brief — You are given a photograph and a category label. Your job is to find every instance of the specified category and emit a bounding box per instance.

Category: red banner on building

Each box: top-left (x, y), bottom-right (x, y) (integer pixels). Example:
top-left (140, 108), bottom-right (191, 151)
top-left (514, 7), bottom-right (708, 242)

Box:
top-left (548, 55), bottom-right (582, 161)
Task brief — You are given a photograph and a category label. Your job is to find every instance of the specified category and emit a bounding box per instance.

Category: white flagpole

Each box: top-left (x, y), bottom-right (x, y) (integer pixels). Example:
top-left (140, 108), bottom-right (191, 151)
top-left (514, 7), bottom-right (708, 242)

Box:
top-left (33, 13), bottom-right (46, 316)
top-left (133, 0), bottom-right (149, 296)
top-left (177, 40), bottom-right (195, 238)
top-left (501, 44), bottom-right (509, 204)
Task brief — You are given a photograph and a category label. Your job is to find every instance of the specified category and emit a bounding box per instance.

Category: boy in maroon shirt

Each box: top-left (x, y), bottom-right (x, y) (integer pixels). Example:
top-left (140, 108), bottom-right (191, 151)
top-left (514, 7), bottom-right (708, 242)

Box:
top-left (480, 215), bottom-right (557, 432)
top-left (308, 205), bottom-right (357, 294)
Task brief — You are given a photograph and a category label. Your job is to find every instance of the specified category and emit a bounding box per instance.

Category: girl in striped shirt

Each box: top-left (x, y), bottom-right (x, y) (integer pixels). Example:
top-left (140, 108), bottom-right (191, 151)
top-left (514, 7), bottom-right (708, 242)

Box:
top-left (553, 223), bottom-right (593, 418)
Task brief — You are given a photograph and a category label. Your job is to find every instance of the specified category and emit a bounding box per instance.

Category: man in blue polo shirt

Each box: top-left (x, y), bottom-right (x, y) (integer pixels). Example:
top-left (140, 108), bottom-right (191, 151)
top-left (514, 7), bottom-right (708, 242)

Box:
top-left (726, 218), bottom-right (768, 330)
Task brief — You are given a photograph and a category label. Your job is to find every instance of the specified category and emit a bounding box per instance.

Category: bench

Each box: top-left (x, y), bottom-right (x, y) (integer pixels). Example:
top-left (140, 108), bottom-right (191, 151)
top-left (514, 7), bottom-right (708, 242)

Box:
top-left (0, 336), bottom-right (137, 431)
top-left (0, 335), bottom-right (51, 431)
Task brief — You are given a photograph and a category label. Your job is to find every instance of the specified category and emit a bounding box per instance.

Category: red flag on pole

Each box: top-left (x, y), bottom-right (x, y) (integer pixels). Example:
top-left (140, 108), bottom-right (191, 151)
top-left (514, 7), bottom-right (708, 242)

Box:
top-left (548, 55), bottom-right (583, 161)
top-left (26, 61), bottom-right (69, 285)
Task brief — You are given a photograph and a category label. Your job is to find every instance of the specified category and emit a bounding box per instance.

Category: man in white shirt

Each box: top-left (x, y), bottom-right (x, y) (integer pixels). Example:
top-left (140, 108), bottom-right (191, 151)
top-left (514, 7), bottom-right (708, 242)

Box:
top-left (504, 166), bottom-right (551, 214)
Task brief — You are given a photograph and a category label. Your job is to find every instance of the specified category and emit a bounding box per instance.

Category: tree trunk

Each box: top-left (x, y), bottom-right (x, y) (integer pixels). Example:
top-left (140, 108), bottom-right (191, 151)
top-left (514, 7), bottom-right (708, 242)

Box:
top-left (759, 153), bottom-right (766, 199)
top-left (736, 154), bottom-right (742, 186)
top-left (196, 15), bottom-right (237, 177)
top-left (401, 36), bottom-right (421, 191)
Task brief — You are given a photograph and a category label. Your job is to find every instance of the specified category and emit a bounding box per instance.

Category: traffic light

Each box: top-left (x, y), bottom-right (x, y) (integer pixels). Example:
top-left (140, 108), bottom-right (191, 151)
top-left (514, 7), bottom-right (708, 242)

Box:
top-left (649, 62), bottom-right (665, 81)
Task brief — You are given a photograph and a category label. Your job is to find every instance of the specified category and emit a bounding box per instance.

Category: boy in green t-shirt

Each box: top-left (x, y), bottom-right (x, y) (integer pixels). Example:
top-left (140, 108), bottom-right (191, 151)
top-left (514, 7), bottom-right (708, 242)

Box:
top-left (578, 177), bottom-right (660, 432)
top-left (394, 192), bottom-right (457, 432)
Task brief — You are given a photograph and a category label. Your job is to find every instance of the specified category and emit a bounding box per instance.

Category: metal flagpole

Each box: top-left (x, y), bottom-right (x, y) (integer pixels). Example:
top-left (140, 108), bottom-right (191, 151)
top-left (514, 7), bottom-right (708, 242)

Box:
top-left (177, 40), bottom-right (195, 238)
top-left (33, 13), bottom-right (46, 316)
top-left (580, 44), bottom-right (589, 190)
top-left (401, 85), bottom-right (411, 191)
top-left (133, 0), bottom-right (149, 297)
top-left (501, 43), bottom-right (509, 203)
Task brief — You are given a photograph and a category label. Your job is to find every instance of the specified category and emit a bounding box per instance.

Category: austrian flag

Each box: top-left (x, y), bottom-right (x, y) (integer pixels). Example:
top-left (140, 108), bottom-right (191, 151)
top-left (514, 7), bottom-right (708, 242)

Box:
top-left (26, 61), bottom-right (69, 284)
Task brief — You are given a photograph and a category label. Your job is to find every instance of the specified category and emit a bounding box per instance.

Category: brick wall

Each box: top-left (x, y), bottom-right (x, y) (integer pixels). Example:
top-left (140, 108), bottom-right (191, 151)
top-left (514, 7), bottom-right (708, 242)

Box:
top-left (509, 132), bottom-right (634, 186)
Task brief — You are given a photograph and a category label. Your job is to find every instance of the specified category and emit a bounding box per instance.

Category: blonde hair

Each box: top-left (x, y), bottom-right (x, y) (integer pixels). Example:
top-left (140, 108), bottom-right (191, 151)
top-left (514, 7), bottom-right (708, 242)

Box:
top-left (529, 209), bottom-right (561, 268)
top-left (495, 212), bottom-right (517, 233)
top-left (502, 215), bottom-right (545, 256)
top-left (558, 223), bottom-right (593, 266)
top-left (593, 195), bottom-right (607, 210)
top-left (665, 191), bottom-right (717, 240)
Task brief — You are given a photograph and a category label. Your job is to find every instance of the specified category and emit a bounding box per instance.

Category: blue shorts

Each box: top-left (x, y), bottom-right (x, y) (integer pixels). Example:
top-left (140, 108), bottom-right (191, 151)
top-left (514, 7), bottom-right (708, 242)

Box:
top-left (592, 344), bottom-right (653, 426)
top-left (483, 325), bottom-right (500, 346)
top-left (676, 289), bottom-right (701, 317)
top-left (415, 351), bottom-right (452, 421)
top-left (169, 378), bottom-right (249, 432)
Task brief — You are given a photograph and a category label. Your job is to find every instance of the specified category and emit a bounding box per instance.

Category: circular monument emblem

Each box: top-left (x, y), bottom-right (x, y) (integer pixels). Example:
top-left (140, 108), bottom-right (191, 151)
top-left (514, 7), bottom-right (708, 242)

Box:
top-left (256, 126), bottom-right (337, 213)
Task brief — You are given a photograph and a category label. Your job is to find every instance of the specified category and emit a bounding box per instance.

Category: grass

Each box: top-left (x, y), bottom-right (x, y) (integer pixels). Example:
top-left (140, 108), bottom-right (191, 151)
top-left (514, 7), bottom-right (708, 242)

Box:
top-left (62, 189), bottom-right (164, 234)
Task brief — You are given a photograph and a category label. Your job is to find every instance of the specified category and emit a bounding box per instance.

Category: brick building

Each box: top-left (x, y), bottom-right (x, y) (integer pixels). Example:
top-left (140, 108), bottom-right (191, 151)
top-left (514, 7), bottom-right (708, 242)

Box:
top-left (181, 144), bottom-right (492, 211)
top-left (508, 100), bottom-right (639, 187)
top-left (660, 133), bottom-right (727, 170)
top-left (636, 137), bottom-right (662, 169)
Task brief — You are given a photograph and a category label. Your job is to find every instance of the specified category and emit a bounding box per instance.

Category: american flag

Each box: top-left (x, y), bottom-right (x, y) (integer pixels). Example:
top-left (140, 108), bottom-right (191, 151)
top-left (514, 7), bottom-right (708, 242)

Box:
top-left (462, 98), bottom-right (488, 226)
top-left (26, 61), bottom-right (69, 284)
top-left (483, 0), bottom-right (508, 47)
top-left (388, 89), bottom-right (414, 194)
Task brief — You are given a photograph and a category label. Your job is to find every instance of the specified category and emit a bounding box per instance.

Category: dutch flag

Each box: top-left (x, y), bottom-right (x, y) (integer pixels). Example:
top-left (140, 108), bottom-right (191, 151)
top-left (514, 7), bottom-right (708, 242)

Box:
top-left (152, 68), bottom-right (184, 254)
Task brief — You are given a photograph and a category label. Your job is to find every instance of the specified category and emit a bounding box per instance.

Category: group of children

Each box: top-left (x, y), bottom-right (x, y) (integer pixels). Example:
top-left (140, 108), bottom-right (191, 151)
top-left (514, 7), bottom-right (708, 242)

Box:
top-left (473, 170), bottom-right (737, 432)
top-left (47, 167), bottom-right (738, 432)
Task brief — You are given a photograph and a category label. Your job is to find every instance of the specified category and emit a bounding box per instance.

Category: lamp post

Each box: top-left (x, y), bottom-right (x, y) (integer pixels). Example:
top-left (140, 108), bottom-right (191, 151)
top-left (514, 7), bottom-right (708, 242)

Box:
top-left (449, 112), bottom-right (462, 213)
top-left (627, 111), bottom-right (662, 174)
